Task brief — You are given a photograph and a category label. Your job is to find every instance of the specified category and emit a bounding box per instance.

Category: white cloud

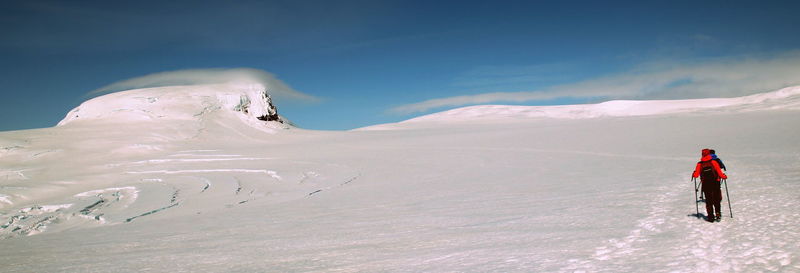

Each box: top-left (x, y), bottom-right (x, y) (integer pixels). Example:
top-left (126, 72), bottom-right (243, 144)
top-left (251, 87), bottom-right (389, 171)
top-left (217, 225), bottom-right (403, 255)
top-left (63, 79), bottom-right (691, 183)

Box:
top-left (89, 68), bottom-right (319, 102)
top-left (390, 51), bottom-right (800, 114)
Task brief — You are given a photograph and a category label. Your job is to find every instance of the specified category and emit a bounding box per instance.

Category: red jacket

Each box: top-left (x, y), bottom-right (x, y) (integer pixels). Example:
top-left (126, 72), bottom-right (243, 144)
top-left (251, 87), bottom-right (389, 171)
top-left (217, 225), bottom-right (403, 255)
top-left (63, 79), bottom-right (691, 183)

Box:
top-left (693, 155), bottom-right (728, 181)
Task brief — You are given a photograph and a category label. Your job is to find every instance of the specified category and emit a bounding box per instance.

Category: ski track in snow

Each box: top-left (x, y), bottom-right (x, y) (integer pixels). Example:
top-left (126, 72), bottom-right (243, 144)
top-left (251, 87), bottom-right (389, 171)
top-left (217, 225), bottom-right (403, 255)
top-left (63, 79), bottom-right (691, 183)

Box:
top-left (561, 163), bottom-right (800, 272)
top-left (561, 178), bottom-right (682, 272)
top-left (681, 165), bottom-right (799, 272)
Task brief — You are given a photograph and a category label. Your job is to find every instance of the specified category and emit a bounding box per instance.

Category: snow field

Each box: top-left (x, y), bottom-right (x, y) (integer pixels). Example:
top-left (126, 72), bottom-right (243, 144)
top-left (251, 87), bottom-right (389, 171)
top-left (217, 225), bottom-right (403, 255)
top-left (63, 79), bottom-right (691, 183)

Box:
top-left (0, 84), bottom-right (798, 272)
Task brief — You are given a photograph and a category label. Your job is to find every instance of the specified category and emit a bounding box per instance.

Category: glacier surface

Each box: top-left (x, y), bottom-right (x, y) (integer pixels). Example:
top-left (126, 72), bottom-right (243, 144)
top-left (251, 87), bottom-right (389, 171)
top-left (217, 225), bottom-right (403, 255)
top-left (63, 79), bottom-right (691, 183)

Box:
top-left (0, 84), bottom-right (798, 272)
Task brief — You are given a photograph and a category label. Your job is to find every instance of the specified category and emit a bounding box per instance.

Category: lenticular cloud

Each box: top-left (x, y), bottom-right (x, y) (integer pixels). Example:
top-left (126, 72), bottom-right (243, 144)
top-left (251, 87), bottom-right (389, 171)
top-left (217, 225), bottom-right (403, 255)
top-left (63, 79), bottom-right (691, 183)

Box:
top-left (88, 68), bottom-right (319, 102)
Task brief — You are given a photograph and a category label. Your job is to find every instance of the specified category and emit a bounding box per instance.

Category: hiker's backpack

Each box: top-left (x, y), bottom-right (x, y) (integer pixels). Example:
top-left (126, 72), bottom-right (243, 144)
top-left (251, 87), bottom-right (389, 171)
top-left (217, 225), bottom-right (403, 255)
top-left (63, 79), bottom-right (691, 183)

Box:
top-left (699, 160), bottom-right (719, 183)
top-left (713, 158), bottom-right (727, 171)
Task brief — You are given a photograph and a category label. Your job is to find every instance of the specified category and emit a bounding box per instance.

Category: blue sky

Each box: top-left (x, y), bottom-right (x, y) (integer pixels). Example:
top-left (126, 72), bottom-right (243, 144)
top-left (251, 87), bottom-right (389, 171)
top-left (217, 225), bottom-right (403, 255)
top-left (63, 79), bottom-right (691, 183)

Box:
top-left (1, 0), bottom-right (800, 131)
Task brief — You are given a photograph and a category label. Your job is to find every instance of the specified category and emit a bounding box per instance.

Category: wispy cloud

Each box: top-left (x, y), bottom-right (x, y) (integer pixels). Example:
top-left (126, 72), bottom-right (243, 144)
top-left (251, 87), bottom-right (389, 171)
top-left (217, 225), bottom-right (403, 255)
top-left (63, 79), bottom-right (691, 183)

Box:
top-left (450, 63), bottom-right (576, 88)
top-left (89, 68), bottom-right (319, 102)
top-left (390, 51), bottom-right (800, 114)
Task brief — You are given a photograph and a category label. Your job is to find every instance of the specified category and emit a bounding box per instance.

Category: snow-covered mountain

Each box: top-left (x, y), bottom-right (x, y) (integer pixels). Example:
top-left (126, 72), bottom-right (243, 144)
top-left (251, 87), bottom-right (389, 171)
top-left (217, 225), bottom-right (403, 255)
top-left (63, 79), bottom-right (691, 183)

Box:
top-left (404, 86), bottom-right (800, 122)
top-left (1, 84), bottom-right (799, 272)
top-left (0, 83), bottom-right (298, 236)
top-left (59, 83), bottom-right (287, 128)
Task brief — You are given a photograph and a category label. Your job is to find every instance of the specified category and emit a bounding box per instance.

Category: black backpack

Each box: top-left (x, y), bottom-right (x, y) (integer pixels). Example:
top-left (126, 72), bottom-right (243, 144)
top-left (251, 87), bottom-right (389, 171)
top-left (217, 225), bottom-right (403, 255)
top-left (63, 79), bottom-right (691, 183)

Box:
top-left (699, 160), bottom-right (719, 183)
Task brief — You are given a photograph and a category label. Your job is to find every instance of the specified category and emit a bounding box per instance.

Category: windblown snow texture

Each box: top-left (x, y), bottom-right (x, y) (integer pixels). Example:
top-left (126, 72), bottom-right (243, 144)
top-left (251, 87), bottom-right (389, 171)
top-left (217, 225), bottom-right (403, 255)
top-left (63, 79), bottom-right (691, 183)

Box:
top-left (1, 85), bottom-right (799, 272)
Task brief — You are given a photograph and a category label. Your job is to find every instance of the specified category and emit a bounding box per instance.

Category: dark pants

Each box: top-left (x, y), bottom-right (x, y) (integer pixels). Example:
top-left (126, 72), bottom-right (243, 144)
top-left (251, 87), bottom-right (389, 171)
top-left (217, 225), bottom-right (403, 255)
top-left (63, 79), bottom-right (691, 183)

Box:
top-left (702, 181), bottom-right (722, 218)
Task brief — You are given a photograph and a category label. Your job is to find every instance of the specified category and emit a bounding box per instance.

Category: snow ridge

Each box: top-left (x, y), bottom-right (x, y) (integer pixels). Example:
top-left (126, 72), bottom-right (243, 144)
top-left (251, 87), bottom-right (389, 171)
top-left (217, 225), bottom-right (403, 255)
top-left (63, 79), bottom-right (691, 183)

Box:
top-left (405, 86), bottom-right (800, 122)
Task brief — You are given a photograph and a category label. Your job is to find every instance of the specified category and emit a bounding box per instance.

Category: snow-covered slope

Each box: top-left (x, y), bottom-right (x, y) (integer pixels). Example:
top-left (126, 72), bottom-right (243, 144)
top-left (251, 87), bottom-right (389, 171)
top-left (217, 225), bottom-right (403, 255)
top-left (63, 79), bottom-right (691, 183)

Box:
top-left (1, 85), bottom-right (799, 272)
top-left (401, 85), bottom-right (800, 123)
top-left (0, 83), bottom-right (300, 236)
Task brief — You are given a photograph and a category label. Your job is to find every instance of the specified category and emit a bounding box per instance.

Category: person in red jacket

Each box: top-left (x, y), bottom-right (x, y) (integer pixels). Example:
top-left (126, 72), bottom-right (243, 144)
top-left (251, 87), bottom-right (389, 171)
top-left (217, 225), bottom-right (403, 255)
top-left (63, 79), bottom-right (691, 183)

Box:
top-left (693, 148), bottom-right (728, 222)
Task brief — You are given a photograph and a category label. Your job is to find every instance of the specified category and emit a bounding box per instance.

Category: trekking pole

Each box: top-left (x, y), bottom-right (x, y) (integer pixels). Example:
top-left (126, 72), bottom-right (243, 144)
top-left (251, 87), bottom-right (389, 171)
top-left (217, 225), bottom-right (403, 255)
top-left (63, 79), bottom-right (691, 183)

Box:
top-left (693, 177), bottom-right (699, 218)
top-left (693, 177), bottom-right (705, 201)
top-left (723, 179), bottom-right (733, 218)
top-left (695, 179), bottom-right (704, 200)
top-left (695, 181), bottom-right (701, 196)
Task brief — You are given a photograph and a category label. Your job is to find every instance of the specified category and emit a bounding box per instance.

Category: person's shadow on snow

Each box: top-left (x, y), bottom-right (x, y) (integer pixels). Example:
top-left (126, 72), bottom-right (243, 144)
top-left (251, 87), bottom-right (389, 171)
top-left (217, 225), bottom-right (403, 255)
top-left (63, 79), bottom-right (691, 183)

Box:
top-left (687, 213), bottom-right (706, 219)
